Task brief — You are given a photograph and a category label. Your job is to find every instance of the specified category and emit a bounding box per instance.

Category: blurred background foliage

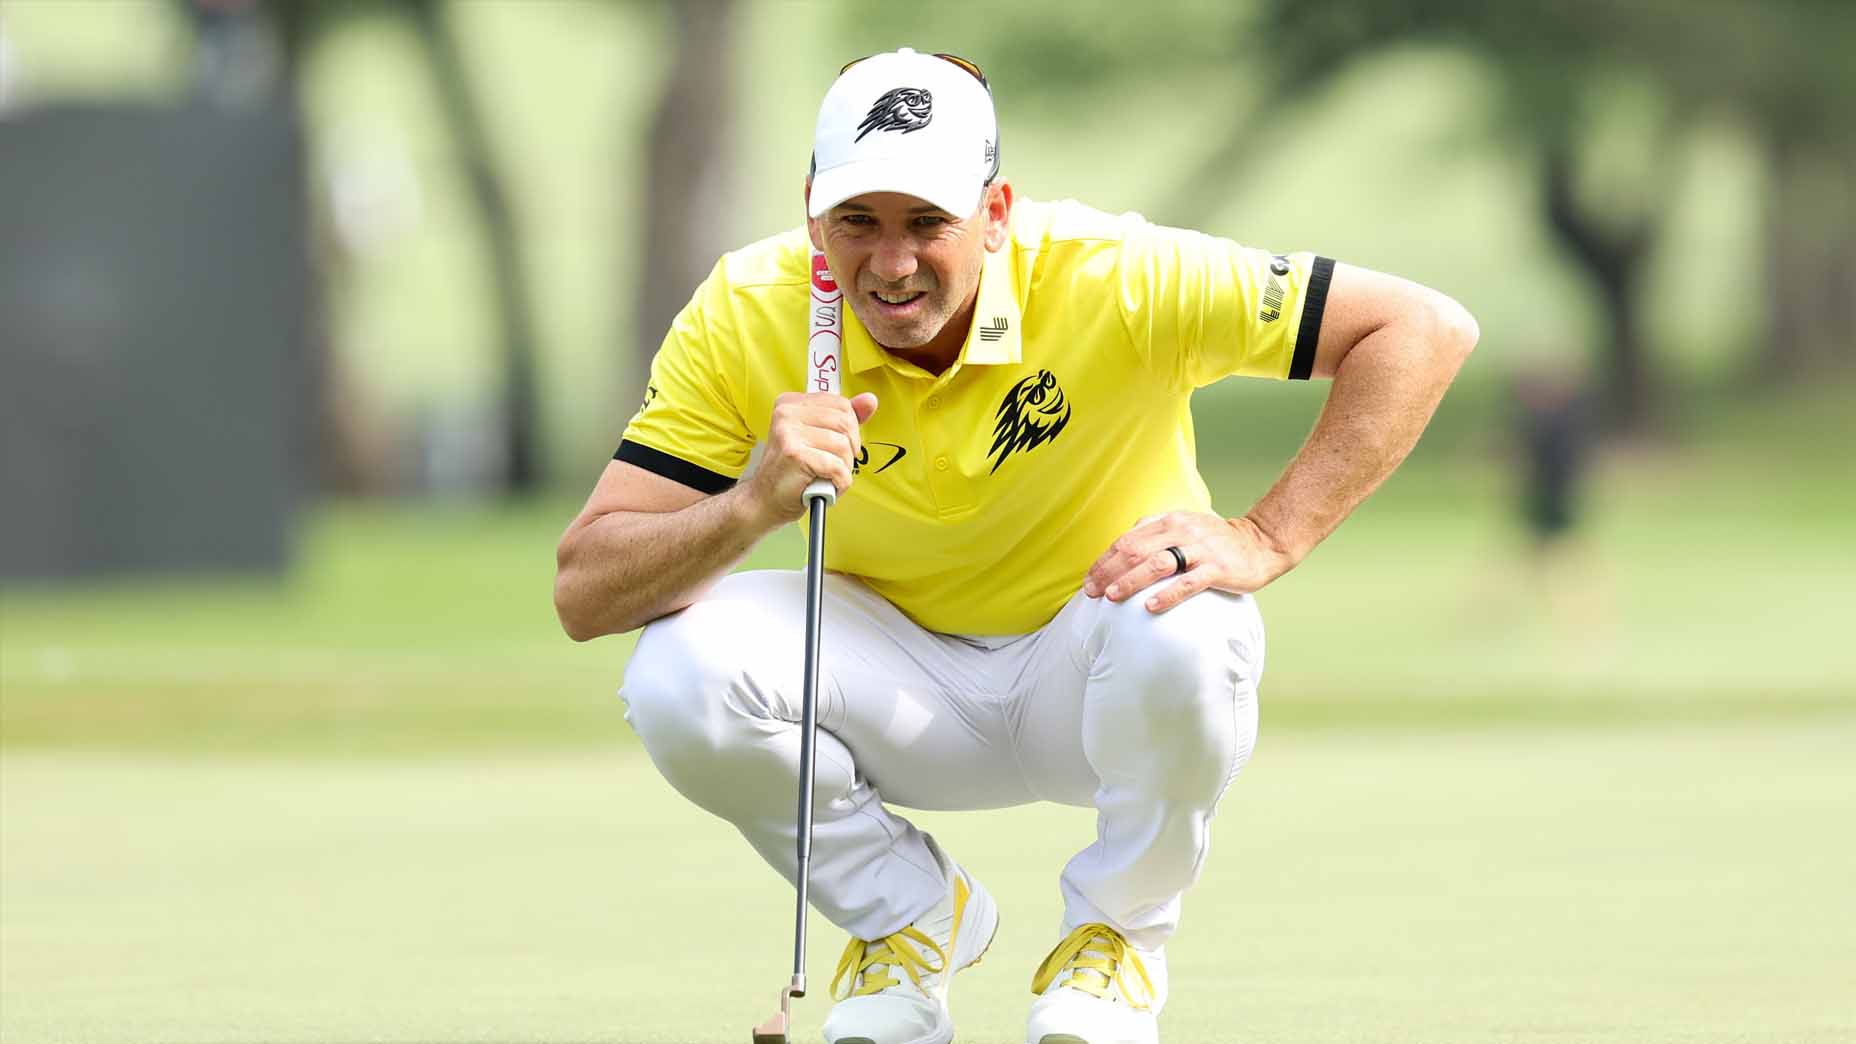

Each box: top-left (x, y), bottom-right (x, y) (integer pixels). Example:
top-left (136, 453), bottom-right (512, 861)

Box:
top-left (0, 0), bottom-right (1851, 755)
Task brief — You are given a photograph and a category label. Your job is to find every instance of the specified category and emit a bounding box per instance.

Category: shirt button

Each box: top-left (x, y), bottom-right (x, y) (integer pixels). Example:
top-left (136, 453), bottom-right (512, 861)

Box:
top-left (934, 456), bottom-right (949, 471)
top-left (926, 396), bottom-right (941, 410)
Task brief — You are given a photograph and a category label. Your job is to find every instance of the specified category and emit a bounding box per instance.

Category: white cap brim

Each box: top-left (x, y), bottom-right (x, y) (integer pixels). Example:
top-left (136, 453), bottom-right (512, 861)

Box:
top-left (807, 157), bottom-right (983, 220)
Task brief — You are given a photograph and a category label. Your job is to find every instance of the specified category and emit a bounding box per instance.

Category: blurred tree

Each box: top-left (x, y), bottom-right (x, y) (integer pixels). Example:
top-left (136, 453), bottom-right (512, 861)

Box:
top-left (177, 0), bottom-right (362, 491)
top-left (1680, 1), bottom-right (1856, 383)
top-left (630, 0), bottom-right (739, 395)
top-left (266, 0), bottom-right (544, 494)
top-left (403, 0), bottom-right (542, 492)
top-left (1232, 0), bottom-right (1856, 424)
top-left (1229, 0), bottom-right (1691, 433)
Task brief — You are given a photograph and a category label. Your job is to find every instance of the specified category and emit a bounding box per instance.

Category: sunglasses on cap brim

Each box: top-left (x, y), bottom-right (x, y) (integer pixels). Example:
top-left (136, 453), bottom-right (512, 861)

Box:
top-left (839, 51), bottom-right (990, 91)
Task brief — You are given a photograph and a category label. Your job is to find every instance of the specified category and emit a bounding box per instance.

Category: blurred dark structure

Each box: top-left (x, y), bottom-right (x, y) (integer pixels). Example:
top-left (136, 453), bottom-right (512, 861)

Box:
top-left (1511, 364), bottom-right (1594, 551)
top-left (186, 0), bottom-right (284, 109)
top-left (0, 104), bottom-right (312, 579)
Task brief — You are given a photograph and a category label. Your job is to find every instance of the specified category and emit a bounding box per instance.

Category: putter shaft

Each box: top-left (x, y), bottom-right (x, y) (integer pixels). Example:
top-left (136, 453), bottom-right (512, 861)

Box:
top-left (793, 495), bottom-right (827, 984)
top-left (754, 495), bottom-right (829, 1042)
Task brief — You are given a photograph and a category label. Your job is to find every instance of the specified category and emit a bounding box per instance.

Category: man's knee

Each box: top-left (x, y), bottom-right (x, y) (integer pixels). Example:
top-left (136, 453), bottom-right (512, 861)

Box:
top-left (1092, 589), bottom-right (1263, 705)
top-left (1085, 590), bottom-right (1263, 794)
top-left (621, 594), bottom-right (797, 781)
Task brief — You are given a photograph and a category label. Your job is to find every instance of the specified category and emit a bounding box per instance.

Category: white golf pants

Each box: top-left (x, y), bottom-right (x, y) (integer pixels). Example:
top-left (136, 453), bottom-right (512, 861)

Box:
top-left (619, 569), bottom-right (1263, 952)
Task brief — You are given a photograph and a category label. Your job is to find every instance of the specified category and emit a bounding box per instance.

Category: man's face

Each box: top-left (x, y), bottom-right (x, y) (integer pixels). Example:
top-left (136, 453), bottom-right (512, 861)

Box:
top-left (807, 185), bottom-right (1011, 352)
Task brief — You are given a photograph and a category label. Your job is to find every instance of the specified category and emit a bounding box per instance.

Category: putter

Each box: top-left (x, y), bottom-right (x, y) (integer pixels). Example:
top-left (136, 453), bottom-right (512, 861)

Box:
top-left (752, 483), bottom-right (832, 1044)
top-left (753, 249), bottom-right (844, 1044)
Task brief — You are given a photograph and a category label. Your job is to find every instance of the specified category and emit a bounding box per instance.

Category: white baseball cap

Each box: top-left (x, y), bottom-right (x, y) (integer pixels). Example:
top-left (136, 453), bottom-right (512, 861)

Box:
top-left (807, 48), bottom-right (999, 219)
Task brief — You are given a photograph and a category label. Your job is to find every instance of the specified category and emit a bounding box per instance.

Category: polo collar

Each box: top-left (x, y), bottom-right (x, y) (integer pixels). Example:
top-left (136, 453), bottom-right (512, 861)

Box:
top-left (845, 243), bottom-right (1024, 374)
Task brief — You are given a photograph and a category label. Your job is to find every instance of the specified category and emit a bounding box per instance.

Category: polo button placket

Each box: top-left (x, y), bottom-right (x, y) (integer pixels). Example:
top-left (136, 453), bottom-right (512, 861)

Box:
top-left (916, 377), bottom-right (972, 515)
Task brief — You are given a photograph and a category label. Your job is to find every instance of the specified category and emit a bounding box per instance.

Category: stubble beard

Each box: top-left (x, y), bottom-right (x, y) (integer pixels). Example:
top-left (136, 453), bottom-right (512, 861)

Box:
top-left (848, 288), bottom-right (949, 351)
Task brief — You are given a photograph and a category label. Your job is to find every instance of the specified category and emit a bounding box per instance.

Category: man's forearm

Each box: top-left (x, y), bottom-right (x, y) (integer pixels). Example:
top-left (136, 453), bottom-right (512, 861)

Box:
top-left (1242, 303), bottom-right (1477, 564)
top-left (554, 485), bottom-right (781, 640)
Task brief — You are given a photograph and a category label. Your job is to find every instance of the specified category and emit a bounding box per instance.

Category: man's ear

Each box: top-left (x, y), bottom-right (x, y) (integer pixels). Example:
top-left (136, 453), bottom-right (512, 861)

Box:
top-left (804, 178), bottom-right (824, 250)
top-left (982, 178), bottom-right (1015, 252)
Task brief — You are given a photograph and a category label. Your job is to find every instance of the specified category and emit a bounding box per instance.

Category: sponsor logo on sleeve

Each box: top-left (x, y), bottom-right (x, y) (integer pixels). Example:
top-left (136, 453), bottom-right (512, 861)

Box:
top-left (1260, 256), bottom-right (1289, 324)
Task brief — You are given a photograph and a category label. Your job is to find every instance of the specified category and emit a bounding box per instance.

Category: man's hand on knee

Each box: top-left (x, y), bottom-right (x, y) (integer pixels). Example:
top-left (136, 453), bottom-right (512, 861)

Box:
top-left (1082, 512), bottom-right (1296, 613)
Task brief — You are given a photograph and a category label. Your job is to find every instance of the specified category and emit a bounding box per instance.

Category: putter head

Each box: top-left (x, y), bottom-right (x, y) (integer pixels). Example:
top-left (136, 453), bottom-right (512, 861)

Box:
top-left (749, 1009), bottom-right (787, 1044)
top-left (750, 981), bottom-right (801, 1044)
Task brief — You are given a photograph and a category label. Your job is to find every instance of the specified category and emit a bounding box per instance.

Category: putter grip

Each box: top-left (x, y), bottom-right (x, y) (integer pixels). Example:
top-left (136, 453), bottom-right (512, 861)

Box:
top-left (803, 477), bottom-right (836, 507)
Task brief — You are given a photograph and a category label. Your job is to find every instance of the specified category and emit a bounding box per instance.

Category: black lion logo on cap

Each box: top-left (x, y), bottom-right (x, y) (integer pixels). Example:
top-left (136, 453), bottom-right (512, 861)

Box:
top-left (855, 87), bottom-right (933, 142)
top-left (989, 369), bottom-right (1071, 474)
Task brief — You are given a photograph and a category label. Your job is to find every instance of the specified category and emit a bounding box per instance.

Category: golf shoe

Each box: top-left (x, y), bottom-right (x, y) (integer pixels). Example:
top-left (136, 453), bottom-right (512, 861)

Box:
top-left (823, 837), bottom-right (998, 1044)
top-left (1025, 923), bottom-right (1166, 1044)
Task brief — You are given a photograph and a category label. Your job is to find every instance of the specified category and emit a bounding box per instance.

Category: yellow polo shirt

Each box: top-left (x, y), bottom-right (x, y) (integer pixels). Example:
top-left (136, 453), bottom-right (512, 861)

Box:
top-left (617, 198), bottom-right (1334, 635)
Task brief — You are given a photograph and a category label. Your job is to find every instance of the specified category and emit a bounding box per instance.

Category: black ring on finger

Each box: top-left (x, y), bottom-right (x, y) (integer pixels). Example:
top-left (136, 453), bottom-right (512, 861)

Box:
top-left (1166, 545), bottom-right (1188, 576)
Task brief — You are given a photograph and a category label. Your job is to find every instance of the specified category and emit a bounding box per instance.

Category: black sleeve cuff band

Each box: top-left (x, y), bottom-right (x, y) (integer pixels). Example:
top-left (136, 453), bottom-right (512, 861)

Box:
top-left (614, 439), bottom-right (736, 495)
top-left (1288, 255), bottom-right (1335, 381)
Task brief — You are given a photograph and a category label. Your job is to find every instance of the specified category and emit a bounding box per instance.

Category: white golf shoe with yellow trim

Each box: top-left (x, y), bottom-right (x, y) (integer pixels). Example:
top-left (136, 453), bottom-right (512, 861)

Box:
top-left (823, 839), bottom-right (999, 1044)
top-left (1024, 923), bottom-right (1166, 1044)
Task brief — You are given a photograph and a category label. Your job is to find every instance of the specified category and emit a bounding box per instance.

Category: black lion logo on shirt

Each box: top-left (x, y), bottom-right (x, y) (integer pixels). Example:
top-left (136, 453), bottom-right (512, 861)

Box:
top-left (856, 87), bottom-right (933, 142)
top-left (989, 369), bottom-right (1071, 474)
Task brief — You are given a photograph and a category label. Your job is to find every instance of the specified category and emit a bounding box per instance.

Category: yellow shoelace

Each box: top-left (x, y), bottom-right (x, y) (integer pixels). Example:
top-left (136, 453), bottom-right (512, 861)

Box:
top-left (830, 926), bottom-right (949, 999)
top-left (1030, 923), bottom-right (1155, 1010)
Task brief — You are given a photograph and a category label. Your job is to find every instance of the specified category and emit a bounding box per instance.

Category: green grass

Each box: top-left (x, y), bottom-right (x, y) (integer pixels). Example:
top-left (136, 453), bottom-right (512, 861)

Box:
top-left (0, 496), bottom-right (745, 756)
top-left (5, 379), bottom-right (1854, 756)
top-left (3, 719), bottom-right (1851, 1043)
top-left (3, 384), bottom-right (1852, 1044)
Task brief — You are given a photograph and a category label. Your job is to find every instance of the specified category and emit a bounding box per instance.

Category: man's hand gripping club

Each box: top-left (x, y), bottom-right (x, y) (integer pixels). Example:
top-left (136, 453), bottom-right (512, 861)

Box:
top-left (743, 391), bottom-right (881, 524)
